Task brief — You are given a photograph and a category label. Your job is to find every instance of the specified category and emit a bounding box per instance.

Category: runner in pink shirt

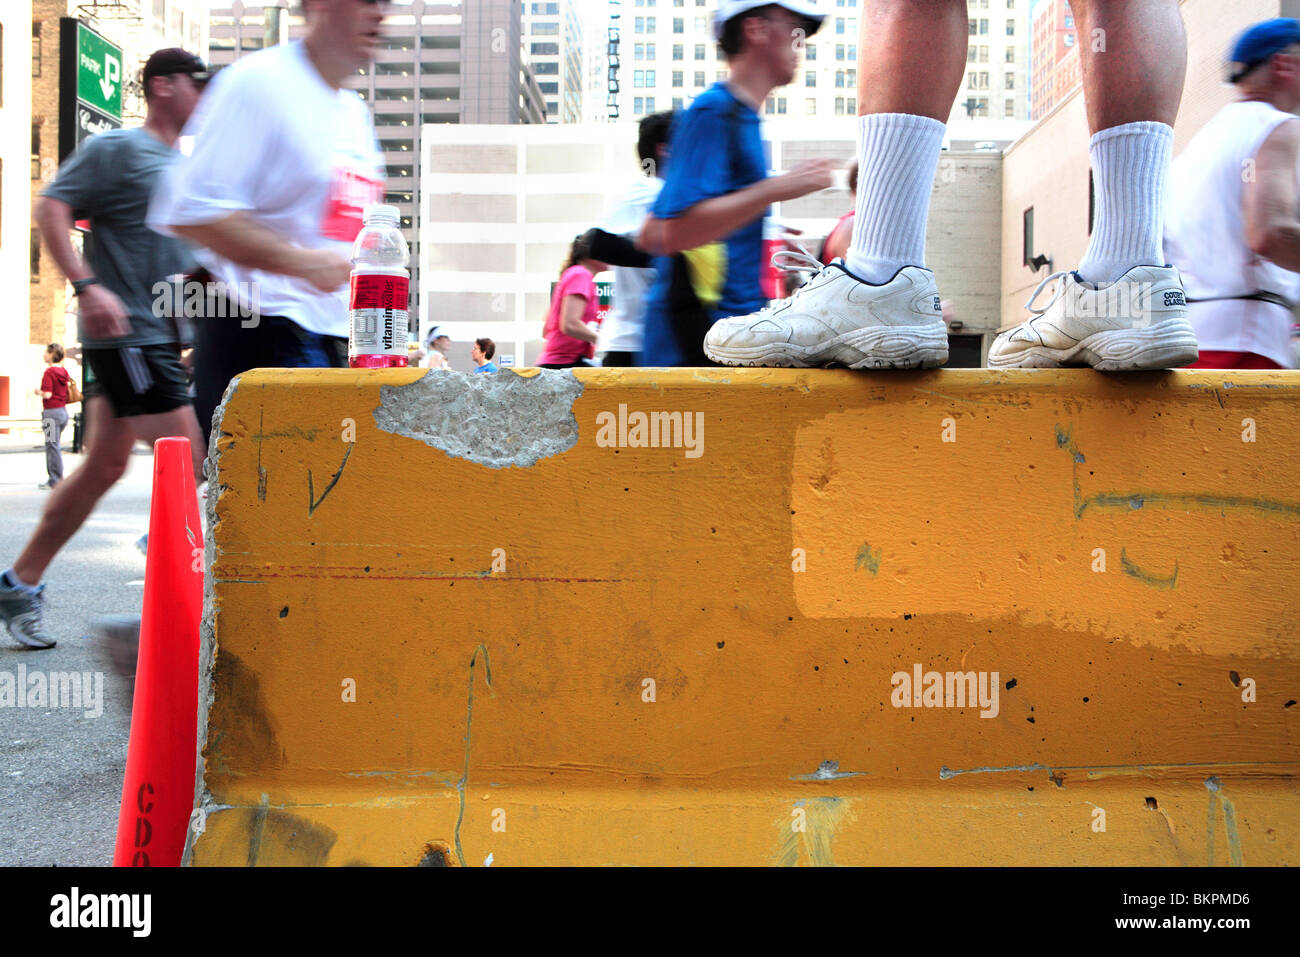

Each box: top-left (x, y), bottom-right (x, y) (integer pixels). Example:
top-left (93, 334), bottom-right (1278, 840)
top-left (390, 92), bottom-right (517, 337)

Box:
top-left (536, 236), bottom-right (608, 369)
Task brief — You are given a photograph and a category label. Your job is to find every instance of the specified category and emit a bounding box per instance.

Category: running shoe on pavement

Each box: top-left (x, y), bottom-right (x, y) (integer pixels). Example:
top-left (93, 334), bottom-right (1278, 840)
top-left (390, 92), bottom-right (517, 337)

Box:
top-left (0, 577), bottom-right (55, 649)
top-left (988, 264), bottom-right (1198, 370)
top-left (703, 260), bottom-right (950, 370)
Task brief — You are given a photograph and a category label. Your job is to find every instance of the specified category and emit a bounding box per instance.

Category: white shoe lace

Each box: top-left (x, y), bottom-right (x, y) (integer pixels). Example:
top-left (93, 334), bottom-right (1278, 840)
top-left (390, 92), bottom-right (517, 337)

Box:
top-left (1023, 269), bottom-right (1073, 316)
top-left (770, 237), bottom-right (824, 289)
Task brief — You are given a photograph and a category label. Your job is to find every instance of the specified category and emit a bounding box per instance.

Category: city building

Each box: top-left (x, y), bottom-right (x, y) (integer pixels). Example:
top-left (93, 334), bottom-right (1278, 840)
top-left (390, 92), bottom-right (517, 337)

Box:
top-left (208, 0), bottom-right (547, 332)
top-left (1, 0), bottom-right (36, 423)
top-left (521, 0), bottom-right (586, 123)
top-left (418, 121), bottom-right (1002, 367)
top-left (1029, 0), bottom-right (1078, 120)
top-left (612, 0), bottom-right (1029, 123)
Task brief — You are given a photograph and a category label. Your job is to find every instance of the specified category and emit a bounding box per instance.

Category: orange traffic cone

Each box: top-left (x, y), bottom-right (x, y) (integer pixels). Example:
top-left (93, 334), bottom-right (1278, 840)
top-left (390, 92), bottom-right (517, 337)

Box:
top-left (113, 437), bottom-right (203, 867)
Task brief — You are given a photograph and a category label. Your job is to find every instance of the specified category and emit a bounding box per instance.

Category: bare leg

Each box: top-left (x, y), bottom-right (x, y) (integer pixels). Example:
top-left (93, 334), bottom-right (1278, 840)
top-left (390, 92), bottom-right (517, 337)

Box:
top-left (857, 0), bottom-right (968, 120)
top-left (127, 404), bottom-right (206, 487)
top-left (12, 400), bottom-right (205, 585)
top-left (845, 0), bottom-right (967, 286)
top-left (1071, 0), bottom-right (1186, 132)
top-left (13, 397), bottom-right (136, 585)
top-left (1070, 0), bottom-right (1186, 283)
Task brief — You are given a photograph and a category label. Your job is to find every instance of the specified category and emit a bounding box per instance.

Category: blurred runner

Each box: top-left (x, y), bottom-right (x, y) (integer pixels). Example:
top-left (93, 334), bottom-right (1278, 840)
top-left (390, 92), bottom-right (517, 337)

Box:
top-left (1166, 18), bottom-right (1300, 370)
top-left (149, 0), bottom-right (388, 447)
top-left (638, 1), bottom-right (832, 366)
top-left (1, 48), bottom-right (208, 650)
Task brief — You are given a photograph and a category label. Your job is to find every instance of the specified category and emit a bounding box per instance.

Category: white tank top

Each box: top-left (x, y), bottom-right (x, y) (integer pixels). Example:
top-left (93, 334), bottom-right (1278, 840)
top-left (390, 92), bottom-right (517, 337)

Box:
top-left (1165, 100), bottom-right (1299, 367)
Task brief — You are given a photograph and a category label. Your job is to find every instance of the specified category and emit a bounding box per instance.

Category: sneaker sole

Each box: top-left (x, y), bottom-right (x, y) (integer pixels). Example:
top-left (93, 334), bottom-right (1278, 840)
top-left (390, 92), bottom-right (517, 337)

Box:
top-left (9, 630), bottom-right (55, 649)
top-left (705, 324), bottom-right (950, 370)
top-left (989, 318), bottom-right (1200, 371)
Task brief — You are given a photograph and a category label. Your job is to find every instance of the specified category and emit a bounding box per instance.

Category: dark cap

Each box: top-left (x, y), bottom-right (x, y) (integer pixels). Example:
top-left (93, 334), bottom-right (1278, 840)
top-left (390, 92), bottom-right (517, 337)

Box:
top-left (1228, 18), bottom-right (1300, 83)
top-left (142, 48), bottom-right (210, 87)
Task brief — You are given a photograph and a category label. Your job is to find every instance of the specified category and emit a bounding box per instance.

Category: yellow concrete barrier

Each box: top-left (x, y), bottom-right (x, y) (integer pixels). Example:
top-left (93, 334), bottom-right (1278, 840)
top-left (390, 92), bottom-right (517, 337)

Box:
top-left (188, 368), bottom-right (1300, 866)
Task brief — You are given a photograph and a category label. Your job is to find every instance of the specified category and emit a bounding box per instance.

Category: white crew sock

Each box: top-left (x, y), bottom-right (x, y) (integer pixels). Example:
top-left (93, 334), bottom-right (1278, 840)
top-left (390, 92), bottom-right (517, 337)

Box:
top-left (1076, 121), bottom-right (1173, 286)
top-left (845, 112), bottom-right (947, 285)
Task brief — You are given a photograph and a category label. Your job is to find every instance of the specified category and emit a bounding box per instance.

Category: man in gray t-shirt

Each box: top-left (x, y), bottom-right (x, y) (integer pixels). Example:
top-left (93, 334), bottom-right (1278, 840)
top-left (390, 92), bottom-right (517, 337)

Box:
top-left (0, 49), bottom-right (208, 652)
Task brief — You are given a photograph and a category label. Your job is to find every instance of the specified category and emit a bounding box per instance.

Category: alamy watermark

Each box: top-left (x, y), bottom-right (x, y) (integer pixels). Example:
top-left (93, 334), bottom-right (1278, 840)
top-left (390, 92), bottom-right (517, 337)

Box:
top-left (151, 278), bottom-right (260, 328)
top-left (595, 403), bottom-right (704, 459)
top-left (891, 663), bottom-right (1000, 718)
top-left (0, 666), bottom-right (104, 719)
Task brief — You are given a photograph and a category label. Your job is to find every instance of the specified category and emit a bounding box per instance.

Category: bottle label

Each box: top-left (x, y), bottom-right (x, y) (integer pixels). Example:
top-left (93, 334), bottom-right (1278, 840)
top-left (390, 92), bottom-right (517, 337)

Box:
top-left (349, 273), bottom-right (409, 356)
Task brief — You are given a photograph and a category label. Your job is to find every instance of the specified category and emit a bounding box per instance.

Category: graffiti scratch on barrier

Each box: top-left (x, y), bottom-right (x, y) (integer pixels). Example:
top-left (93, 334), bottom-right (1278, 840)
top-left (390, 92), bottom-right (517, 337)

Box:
top-left (455, 644), bottom-right (493, 867)
top-left (307, 444), bottom-right (353, 515)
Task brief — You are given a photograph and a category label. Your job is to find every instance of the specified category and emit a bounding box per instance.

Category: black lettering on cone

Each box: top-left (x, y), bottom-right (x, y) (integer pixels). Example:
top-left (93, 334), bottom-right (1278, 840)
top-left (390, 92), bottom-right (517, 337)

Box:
top-left (133, 781), bottom-right (154, 867)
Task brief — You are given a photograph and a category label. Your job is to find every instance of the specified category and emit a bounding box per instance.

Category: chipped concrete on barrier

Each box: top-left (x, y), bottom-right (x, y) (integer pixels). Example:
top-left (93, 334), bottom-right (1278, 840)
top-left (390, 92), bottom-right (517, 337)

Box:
top-left (183, 376), bottom-right (238, 865)
top-left (372, 369), bottom-right (584, 469)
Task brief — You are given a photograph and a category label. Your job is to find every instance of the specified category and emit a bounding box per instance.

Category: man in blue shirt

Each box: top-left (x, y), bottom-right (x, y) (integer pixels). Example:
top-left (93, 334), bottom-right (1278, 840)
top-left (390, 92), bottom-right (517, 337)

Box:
top-left (638, 1), bottom-right (834, 366)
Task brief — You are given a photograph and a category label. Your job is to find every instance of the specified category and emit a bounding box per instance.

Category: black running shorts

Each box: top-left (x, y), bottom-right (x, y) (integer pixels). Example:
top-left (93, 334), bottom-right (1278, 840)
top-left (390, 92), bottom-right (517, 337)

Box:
top-left (83, 343), bottom-right (191, 418)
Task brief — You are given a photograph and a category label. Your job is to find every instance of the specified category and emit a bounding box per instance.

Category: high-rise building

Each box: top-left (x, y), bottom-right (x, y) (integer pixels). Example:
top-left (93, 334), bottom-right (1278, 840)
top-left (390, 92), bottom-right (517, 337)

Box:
top-left (1029, 0), bottom-right (1079, 120)
top-left (28, 0), bottom-right (207, 360)
top-left (207, 0), bottom-right (546, 331)
top-left (521, 0), bottom-right (586, 123)
top-left (613, 0), bottom-right (1029, 123)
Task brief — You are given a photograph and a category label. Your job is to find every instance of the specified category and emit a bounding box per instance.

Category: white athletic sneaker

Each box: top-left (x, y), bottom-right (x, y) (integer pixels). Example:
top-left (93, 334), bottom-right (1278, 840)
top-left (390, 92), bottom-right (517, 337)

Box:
top-left (989, 264), bottom-right (1199, 370)
top-left (702, 261), bottom-right (950, 369)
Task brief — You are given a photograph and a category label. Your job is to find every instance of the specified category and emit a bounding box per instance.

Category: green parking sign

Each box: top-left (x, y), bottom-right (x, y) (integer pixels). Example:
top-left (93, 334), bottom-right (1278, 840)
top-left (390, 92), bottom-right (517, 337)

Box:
top-left (75, 23), bottom-right (122, 119)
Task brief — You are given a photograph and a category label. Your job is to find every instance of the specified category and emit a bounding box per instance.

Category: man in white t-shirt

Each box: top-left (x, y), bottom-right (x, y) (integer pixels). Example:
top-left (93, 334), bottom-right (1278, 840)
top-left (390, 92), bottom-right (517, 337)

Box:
top-left (149, 0), bottom-right (387, 445)
top-left (1165, 18), bottom-right (1300, 370)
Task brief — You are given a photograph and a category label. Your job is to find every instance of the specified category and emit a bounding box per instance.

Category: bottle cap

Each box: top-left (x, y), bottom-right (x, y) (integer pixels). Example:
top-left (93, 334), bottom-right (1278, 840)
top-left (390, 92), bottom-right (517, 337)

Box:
top-left (362, 203), bottom-right (401, 225)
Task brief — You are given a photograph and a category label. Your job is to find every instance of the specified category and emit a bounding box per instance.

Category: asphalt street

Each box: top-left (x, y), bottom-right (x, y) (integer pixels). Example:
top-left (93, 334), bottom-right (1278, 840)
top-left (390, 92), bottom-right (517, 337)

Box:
top-left (0, 437), bottom-right (155, 866)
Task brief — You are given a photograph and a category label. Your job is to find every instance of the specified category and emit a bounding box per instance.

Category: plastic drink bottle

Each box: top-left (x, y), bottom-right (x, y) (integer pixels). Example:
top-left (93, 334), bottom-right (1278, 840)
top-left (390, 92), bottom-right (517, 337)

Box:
top-left (348, 204), bottom-right (410, 368)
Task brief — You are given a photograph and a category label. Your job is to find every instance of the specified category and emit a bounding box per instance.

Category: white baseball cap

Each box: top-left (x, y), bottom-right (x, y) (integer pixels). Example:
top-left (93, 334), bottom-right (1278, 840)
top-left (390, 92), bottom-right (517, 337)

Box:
top-left (713, 0), bottom-right (826, 42)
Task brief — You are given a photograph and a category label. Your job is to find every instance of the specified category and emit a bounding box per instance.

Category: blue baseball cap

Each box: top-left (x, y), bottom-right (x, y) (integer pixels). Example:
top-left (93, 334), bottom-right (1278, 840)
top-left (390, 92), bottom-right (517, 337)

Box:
top-left (1229, 18), bottom-right (1300, 83)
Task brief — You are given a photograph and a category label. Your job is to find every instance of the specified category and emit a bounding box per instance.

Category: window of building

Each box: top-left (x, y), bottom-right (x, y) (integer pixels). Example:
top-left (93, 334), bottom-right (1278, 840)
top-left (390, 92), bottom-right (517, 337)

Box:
top-left (1006, 47), bottom-right (1015, 63)
top-left (695, 17), bottom-right (708, 32)
top-left (1005, 72), bottom-right (1014, 89)
top-left (694, 43), bottom-right (705, 59)
top-left (531, 42), bottom-right (559, 55)
top-left (673, 43), bottom-right (683, 60)
top-left (979, 45), bottom-right (988, 62)
top-left (834, 96), bottom-right (845, 115)
top-left (673, 96), bottom-right (684, 109)
top-left (979, 18), bottom-right (988, 34)
top-left (765, 96), bottom-right (775, 114)
top-left (673, 17), bottom-right (683, 33)
top-left (32, 230), bottom-right (40, 282)
top-left (1006, 18), bottom-right (1015, 36)
top-left (646, 96), bottom-right (655, 111)
top-left (806, 43), bottom-right (816, 60)
top-left (967, 44), bottom-right (976, 63)
top-left (32, 23), bottom-right (40, 79)
top-left (672, 70), bottom-right (683, 87)
top-left (969, 18), bottom-right (977, 35)
top-left (31, 123), bottom-right (40, 179)
top-left (777, 97), bottom-right (787, 114)
top-left (634, 96), bottom-right (644, 113)
top-left (533, 22), bottom-right (559, 36)
top-left (1005, 97), bottom-right (1015, 116)
top-left (1064, 33), bottom-right (1074, 47)
top-left (805, 70), bottom-right (816, 87)
top-left (806, 98), bottom-right (817, 114)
